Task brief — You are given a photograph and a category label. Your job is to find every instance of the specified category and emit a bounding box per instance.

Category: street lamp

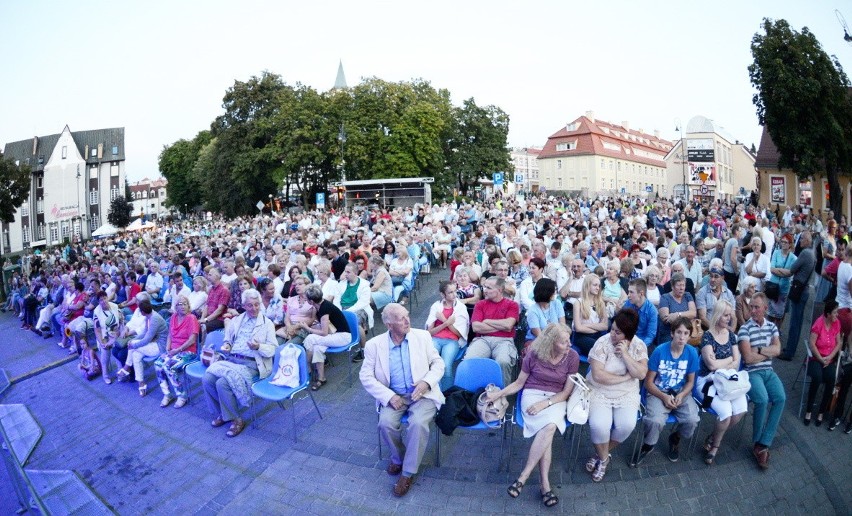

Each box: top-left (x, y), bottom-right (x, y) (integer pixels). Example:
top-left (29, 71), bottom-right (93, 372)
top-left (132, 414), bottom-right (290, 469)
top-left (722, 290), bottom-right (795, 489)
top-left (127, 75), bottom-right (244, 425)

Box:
top-left (674, 119), bottom-right (688, 203)
top-left (75, 165), bottom-right (82, 241)
top-left (338, 123), bottom-right (347, 207)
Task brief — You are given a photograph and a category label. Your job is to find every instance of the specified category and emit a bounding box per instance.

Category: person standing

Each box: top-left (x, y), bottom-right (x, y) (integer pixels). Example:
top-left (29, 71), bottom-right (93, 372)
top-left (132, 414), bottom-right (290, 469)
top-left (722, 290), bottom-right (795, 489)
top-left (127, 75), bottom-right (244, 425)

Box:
top-left (360, 303), bottom-right (445, 497)
top-left (779, 231), bottom-right (816, 361)
top-left (738, 293), bottom-right (786, 470)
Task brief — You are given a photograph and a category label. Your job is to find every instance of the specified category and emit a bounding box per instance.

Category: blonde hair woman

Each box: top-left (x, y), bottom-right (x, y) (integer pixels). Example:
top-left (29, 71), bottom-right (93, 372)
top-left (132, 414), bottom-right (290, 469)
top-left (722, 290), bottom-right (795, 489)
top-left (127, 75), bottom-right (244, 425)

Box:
top-left (643, 265), bottom-right (663, 307)
top-left (487, 323), bottom-right (579, 508)
top-left (574, 274), bottom-right (610, 355)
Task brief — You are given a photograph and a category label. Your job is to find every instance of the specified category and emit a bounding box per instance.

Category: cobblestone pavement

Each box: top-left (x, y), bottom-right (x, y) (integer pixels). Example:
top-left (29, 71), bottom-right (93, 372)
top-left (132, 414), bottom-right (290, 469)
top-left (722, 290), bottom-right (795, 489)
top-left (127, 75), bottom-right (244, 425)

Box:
top-left (0, 270), bottom-right (849, 515)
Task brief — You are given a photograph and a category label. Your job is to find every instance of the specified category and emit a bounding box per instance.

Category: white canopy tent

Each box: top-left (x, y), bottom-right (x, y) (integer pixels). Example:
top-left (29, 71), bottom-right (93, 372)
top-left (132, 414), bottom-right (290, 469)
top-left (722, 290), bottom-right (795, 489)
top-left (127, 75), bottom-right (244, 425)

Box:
top-left (91, 223), bottom-right (118, 238)
top-left (126, 218), bottom-right (156, 232)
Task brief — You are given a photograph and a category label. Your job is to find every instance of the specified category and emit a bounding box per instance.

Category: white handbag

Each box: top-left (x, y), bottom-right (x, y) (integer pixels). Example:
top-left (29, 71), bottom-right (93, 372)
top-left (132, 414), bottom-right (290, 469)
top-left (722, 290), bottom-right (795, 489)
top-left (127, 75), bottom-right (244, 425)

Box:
top-left (712, 368), bottom-right (751, 401)
top-left (476, 384), bottom-right (509, 426)
top-left (565, 373), bottom-right (591, 425)
top-left (269, 344), bottom-right (300, 388)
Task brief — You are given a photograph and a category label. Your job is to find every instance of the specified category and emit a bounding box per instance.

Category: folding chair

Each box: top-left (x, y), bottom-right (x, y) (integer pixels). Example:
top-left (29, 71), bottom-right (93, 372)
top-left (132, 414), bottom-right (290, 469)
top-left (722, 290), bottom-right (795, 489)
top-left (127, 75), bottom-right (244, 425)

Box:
top-left (630, 385), bottom-right (698, 466)
top-left (508, 390), bottom-right (580, 478)
top-left (447, 358), bottom-right (509, 471)
top-left (251, 345), bottom-right (322, 441)
top-left (375, 405), bottom-right (441, 467)
top-left (324, 310), bottom-right (360, 386)
top-left (184, 330), bottom-right (225, 404)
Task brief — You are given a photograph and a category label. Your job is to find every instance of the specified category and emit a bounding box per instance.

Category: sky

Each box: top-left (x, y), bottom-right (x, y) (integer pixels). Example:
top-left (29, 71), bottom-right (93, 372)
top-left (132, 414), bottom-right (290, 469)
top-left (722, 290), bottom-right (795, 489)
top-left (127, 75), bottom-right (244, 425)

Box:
top-left (1, 0), bottom-right (850, 182)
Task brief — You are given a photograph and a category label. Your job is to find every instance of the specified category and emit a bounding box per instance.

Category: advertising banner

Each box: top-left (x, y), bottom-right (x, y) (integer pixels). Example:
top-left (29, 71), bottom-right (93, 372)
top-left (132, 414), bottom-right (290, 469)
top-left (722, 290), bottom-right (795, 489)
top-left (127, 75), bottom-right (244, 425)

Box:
top-left (688, 162), bottom-right (716, 186)
top-left (770, 176), bottom-right (786, 204)
top-left (686, 138), bottom-right (715, 162)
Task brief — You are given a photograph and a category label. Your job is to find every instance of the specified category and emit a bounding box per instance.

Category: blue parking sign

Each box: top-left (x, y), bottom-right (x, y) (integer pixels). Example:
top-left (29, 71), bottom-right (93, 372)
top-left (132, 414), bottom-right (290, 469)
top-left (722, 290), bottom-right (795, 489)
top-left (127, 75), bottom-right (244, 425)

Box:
top-left (493, 172), bottom-right (503, 186)
top-left (316, 192), bottom-right (325, 209)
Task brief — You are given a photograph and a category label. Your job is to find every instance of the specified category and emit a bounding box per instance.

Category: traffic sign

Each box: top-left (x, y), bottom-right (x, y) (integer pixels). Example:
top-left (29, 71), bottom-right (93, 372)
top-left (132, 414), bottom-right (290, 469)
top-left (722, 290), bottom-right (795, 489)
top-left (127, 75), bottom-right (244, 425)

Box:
top-left (515, 174), bottom-right (523, 183)
top-left (620, 187), bottom-right (626, 194)
top-left (255, 200), bottom-right (265, 211)
top-left (700, 185), bottom-right (709, 195)
top-left (493, 172), bottom-right (504, 186)
top-left (645, 185), bottom-right (653, 192)
top-left (316, 192), bottom-right (326, 210)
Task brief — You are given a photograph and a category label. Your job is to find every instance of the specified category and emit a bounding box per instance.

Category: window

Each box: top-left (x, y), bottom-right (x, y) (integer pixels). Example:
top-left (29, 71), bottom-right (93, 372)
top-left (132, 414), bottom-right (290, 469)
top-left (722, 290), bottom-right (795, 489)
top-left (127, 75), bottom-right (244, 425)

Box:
top-left (62, 146), bottom-right (67, 159)
top-left (36, 176), bottom-right (43, 189)
top-left (22, 226), bottom-right (30, 243)
top-left (557, 160), bottom-right (562, 170)
top-left (91, 166), bottom-right (98, 179)
top-left (609, 161), bottom-right (614, 171)
top-left (61, 222), bottom-right (70, 239)
top-left (556, 141), bottom-right (577, 151)
top-left (73, 220), bottom-right (81, 238)
top-left (110, 164), bottom-right (119, 177)
top-left (566, 122), bottom-right (578, 132)
top-left (37, 198), bottom-right (44, 214)
top-left (558, 177), bottom-right (563, 188)
top-left (91, 148), bottom-right (97, 157)
top-left (90, 190), bottom-right (99, 205)
top-left (90, 215), bottom-right (99, 231)
top-left (21, 203), bottom-right (29, 217)
top-left (110, 187), bottom-right (119, 201)
top-left (600, 159), bottom-right (605, 170)
top-left (50, 225), bottom-right (58, 243)
top-left (112, 145), bottom-right (118, 155)
top-left (38, 155), bottom-right (44, 165)
top-left (617, 162), bottom-right (622, 172)
top-left (142, 190), bottom-right (148, 198)
top-left (38, 224), bottom-right (45, 240)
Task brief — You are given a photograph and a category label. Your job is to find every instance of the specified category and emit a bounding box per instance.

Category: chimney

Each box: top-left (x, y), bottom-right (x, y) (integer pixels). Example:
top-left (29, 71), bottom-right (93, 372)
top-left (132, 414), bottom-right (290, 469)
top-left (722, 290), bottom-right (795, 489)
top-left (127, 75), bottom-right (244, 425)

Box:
top-left (585, 110), bottom-right (595, 122)
top-left (32, 136), bottom-right (38, 155)
top-left (97, 143), bottom-right (103, 159)
top-left (85, 145), bottom-right (89, 159)
top-left (622, 121), bottom-right (630, 132)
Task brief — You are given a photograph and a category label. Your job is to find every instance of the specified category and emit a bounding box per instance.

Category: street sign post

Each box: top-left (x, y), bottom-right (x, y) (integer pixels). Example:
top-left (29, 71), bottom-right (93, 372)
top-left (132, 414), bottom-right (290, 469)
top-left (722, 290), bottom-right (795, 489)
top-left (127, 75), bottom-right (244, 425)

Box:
top-left (316, 192), bottom-right (325, 210)
top-left (255, 200), bottom-right (265, 212)
top-left (493, 172), bottom-right (503, 186)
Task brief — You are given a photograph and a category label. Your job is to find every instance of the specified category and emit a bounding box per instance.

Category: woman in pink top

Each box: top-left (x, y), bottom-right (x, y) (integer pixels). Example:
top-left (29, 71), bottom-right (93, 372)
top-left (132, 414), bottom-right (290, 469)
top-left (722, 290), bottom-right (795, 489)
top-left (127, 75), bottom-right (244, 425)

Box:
top-left (280, 276), bottom-right (316, 345)
top-left (804, 300), bottom-right (843, 426)
top-left (487, 323), bottom-right (579, 508)
top-left (156, 295), bottom-right (200, 409)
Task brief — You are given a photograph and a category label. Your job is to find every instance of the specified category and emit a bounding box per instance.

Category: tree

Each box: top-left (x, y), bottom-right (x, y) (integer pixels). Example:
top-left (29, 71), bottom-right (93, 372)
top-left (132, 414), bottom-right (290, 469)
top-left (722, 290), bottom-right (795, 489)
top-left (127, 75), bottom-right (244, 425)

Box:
top-left (107, 195), bottom-right (133, 229)
top-left (444, 98), bottom-right (511, 197)
top-left (159, 130), bottom-right (211, 210)
top-left (0, 154), bottom-right (32, 223)
top-left (749, 18), bottom-right (852, 219)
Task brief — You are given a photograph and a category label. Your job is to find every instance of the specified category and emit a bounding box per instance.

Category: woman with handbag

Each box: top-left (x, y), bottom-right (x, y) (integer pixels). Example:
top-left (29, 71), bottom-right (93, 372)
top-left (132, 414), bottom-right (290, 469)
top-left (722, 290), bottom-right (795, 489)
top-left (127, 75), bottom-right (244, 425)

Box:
top-left (804, 300), bottom-right (843, 426)
top-left (585, 308), bottom-right (648, 482)
top-left (488, 323), bottom-right (579, 508)
top-left (765, 234), bottom-right (796, 327)
top-left (695, 300), bottom-right (747, 464)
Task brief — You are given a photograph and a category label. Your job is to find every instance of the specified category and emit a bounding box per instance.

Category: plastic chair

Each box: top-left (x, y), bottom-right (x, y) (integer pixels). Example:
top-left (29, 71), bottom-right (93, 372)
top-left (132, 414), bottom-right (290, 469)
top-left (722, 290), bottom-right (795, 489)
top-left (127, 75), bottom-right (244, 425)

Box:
top-left (324, 310), bottom-right (360, 386)
top-left (448, 358), bottom-right (508, 471)
top-left (184, 330), bottom-right (225, 404)
top-left (251, 345), bottom-right (322, 441)
top-left (507, 391), bottom-right (580, 477)
top-left (375, 404), bottom-right (441, 467)
top-left (149, 282), bottom-right (170, 308)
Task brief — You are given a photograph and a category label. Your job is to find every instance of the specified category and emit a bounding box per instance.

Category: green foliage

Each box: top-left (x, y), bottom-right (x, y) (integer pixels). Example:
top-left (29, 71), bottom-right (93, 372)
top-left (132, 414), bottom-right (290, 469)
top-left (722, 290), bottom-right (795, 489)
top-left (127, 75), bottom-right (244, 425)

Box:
top-left (0, 154), bottom-right (32, 224)
top-left (749, 18), bottom-right (852, 218)
top-left (161, 72), bottom-right (511, 214)
top-left (107, 195), bottom-right (133, 228)
top-left (159, 130), bottom-right (211, 210)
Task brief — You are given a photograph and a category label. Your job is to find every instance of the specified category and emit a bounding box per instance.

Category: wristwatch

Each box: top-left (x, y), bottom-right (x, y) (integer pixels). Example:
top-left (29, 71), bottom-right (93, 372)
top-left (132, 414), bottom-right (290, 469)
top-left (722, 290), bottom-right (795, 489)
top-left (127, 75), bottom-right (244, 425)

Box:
top-left (548, 400), bottom-right (552, 406)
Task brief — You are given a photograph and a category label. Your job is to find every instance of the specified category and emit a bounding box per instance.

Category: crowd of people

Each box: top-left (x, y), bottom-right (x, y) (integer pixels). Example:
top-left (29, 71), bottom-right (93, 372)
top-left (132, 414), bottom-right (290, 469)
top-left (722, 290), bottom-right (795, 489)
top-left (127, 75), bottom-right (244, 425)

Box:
top-left (3, 193), bottom-right (852, 502)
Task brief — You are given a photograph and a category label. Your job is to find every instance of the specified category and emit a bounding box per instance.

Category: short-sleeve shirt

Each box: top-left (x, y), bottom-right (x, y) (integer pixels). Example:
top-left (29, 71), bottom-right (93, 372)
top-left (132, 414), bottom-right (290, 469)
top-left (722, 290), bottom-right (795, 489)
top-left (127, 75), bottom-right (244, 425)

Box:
top-left (648, 342), bottom-right (699, 392)
top-left (698, 329), bottom-right (737, 377)
top-left (317, 300), bottom-right (349, 335)
top-left (657, 292), bottom-right (694, 339)
top-left (471, 297), bottom-right (520, 339)
top-left (586, 334), bottom-right (648, 407)
top-left (206, 283), bottom-right (231, 320)
top-left (525, 301), bottom-right (565, 341)
top-left (522, 348), bottom-right (580, 393)
top-left (810, 316), bottom-right (841, 358)
top-left (695, 284), bottom-right (735, 322)
top-left (168, 313), bottom-right (200, 353)
top-left (737, 318), bottom-right (779, 372)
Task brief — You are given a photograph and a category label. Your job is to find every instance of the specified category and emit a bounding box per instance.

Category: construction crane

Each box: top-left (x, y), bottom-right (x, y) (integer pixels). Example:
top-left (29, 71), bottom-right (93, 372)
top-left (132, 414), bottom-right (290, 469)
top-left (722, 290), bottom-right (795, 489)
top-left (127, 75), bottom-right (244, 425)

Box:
top-left (838, 9), bottom-right (852, 44)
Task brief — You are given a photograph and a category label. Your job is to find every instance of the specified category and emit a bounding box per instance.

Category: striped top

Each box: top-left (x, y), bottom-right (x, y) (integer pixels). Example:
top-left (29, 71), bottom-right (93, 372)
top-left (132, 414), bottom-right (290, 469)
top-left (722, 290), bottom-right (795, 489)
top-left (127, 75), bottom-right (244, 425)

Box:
top-left (737, 317), bottom-right (779, 372)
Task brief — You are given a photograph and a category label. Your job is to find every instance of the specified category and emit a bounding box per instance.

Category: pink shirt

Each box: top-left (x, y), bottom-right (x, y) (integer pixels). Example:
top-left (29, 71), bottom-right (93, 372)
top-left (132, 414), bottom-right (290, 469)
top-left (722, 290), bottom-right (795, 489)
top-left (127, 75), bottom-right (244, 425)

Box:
top-left (810, 316), bottom-right (840, 358)
top-left (522, 349), bottom-right (580, 393)
top-left (471, 297), bottom-right (520, 339)
top-left (169, 313), bottom-right (200, 353)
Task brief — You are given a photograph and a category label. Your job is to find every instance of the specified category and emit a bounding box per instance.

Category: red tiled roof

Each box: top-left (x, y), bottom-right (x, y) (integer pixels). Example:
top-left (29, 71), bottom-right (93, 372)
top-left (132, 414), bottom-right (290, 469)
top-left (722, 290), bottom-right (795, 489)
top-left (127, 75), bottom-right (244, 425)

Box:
top-left (754, 125), bottom-right (782, 169)
top-left (538, 116), bottom-right (673, 168)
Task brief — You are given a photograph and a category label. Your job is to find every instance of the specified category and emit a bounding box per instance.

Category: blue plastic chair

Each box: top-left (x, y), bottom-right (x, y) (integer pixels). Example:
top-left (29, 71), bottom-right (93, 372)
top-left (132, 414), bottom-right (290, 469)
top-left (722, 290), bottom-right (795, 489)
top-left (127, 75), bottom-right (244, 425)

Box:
top-left (184, 330), bottom-right (225, 404)
top-left (324, 310), bottom-right (360, 386)
top-left (449, 358), bottom-right (508, 471)
top-left (251, 344), bottom-right (322, 441)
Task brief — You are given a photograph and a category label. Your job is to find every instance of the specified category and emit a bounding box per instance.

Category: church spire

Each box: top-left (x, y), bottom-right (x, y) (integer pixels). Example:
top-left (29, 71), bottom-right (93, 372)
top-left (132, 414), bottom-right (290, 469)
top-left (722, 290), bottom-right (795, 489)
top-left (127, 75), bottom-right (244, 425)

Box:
top-left (333, 60), bottom-right (348, 90)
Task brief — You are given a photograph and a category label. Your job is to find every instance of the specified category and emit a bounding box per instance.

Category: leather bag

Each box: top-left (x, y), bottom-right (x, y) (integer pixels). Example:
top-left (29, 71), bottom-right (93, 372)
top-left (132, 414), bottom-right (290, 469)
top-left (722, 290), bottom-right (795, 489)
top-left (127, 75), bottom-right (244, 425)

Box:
top-left (476, 384), bottom-right (508, 426)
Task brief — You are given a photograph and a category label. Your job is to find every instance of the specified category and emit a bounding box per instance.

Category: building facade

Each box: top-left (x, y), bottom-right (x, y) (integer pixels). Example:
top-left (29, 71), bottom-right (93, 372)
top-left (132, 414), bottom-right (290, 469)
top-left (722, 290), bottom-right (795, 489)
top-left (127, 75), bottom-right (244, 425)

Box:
top-left (509, 147), bottom-right (541, 194)
top-left (536, 112), bottom-right (672, 197)
top-left (664, 116), bottom-right (755, 203)
top-left (129, 177), bottom-right (168, 220)
top-left (755, 125), bottom-right (852, 221)
top-left (1, 126), bottom-right (125, 253)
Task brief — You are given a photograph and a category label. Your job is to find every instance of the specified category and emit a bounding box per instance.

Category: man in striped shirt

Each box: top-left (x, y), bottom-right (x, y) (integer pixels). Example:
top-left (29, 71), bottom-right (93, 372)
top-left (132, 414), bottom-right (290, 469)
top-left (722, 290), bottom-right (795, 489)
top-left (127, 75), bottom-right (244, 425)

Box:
top-left (737, 292), bottom-right (786, 470)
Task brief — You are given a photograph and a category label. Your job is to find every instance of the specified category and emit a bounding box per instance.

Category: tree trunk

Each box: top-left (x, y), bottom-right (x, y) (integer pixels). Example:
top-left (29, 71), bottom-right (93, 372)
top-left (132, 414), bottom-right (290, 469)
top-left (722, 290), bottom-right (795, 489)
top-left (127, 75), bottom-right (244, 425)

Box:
top-left (828, 168), bottom-right (843, 222)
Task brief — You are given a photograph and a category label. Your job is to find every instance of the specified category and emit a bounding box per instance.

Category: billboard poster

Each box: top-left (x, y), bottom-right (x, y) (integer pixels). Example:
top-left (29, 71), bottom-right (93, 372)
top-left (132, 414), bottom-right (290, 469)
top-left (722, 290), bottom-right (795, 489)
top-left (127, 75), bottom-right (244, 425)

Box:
top-left (688, 162), bottom-right (716, 186)
top-left (686, 138), bottom-right (715, 162)
top-left (770, 176), bottom-right (785, 204)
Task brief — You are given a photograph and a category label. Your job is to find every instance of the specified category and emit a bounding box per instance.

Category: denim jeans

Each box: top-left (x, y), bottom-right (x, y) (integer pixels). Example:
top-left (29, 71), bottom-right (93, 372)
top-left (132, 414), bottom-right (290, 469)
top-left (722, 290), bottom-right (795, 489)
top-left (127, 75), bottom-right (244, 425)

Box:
top-left (432, 337), bottom-right (460, 391)
top-left (748, 369), bottom-right (786, 447)
top-left (783, 288), bottom-right (809, 359)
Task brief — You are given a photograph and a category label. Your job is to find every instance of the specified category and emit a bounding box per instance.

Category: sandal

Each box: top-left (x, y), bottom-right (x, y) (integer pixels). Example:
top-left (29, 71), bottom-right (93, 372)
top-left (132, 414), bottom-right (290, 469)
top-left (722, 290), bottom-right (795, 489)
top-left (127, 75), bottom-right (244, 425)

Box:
top-left (705, 445), bottom-right (719, 465)
top-left (541, 490), bottom-right (559, 508)
top-left (585, 455), bottom-right (599, 473)
top-left (138, 384), bottom-right (148, 397)
top-left (311, 379), bottom-right (327, 391)
top-left (507, 480), bottom-right (524, 498)
top-left (591, 454), bottom-right (611, 482)
top-left (703, 434), bottom-right (714, 452)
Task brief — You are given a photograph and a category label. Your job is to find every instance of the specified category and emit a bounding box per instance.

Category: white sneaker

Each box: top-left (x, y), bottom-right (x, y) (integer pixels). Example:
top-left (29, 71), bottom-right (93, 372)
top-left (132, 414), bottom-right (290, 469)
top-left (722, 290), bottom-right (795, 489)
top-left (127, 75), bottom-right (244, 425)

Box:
top-left (174, 398), bottom-right (187, 409)
top-left (160, 395), bottom-right (174, 408)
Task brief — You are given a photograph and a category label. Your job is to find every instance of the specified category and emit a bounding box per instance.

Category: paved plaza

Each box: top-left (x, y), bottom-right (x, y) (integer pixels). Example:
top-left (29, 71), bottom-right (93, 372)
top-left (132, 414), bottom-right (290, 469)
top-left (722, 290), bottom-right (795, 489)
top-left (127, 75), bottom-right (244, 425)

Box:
top-left (1, 268), bottom-right (850, 515)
